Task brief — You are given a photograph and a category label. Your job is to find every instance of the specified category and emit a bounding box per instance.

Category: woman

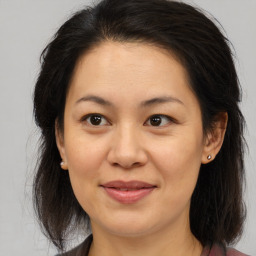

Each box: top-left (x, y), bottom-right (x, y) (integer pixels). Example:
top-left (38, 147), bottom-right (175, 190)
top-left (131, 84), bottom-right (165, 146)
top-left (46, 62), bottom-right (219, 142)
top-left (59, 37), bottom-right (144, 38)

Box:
top-left (33, 0), bottom-right (248, 255)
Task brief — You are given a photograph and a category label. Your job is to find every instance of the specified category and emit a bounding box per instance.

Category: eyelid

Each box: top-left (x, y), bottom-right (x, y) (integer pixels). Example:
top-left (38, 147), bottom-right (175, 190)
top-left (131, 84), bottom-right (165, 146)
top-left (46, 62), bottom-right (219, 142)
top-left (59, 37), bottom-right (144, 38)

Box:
top-left (80, 113), bottom-right (111, 126)
top-left (144, 114), bottom-right (176, 127)
top-left (79, 113), bottom-right (176, 127)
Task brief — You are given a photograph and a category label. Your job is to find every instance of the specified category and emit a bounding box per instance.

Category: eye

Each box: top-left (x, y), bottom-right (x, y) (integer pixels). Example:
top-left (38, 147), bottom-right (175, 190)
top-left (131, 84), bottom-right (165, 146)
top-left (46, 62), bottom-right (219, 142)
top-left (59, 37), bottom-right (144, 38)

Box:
top-left (82, 114), bottom-right (109, 126)
top-left (145, 115), bottom-right (173, 127)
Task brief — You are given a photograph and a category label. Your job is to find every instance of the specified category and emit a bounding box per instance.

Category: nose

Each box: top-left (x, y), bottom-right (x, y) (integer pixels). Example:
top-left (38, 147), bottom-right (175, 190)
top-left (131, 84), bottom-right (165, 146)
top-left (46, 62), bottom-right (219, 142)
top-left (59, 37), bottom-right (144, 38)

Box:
top-left (107, 125), bottom-right (148, 169)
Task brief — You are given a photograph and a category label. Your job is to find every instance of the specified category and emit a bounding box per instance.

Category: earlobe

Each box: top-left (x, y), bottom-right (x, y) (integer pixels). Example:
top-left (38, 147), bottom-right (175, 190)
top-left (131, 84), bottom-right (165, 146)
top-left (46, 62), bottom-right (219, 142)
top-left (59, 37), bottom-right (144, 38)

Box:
top-left (60, 160), bottom-right (68, 170)
top-left (55, 119), bottom-right (68, 170)
top-left (201, 112), bottom-right (228, 164)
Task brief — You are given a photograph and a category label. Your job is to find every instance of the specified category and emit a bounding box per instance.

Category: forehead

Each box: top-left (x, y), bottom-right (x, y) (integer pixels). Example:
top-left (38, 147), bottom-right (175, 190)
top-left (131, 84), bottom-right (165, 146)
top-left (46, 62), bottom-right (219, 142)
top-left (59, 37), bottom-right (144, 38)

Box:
top-left (74, 41), bottom-right (185, 77)
top-left (67, 41), bottom-right (195, 106)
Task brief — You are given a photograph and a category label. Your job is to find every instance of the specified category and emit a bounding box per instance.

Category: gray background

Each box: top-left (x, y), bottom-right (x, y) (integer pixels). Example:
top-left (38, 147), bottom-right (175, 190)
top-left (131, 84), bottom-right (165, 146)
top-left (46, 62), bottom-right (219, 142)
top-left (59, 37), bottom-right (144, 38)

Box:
top-left (0, 0), bottom-right (255, 255)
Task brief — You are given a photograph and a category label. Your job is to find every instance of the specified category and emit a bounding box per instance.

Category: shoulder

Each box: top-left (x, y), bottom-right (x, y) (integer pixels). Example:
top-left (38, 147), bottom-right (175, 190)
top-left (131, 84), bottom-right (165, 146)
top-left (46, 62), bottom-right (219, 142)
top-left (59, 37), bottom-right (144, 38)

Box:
top-left (202, 244), bottom-right (249, 256)
top-left (55, 234), bottom-right (93, 256)
top-left (226, 247), bottom-right (250, 256)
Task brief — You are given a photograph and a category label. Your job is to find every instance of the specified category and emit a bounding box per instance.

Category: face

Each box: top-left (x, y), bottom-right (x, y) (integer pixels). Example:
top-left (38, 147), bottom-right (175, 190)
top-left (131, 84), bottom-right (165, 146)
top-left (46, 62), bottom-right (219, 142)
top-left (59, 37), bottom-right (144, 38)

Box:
top-left (56, 41), bottom-right (212, 238)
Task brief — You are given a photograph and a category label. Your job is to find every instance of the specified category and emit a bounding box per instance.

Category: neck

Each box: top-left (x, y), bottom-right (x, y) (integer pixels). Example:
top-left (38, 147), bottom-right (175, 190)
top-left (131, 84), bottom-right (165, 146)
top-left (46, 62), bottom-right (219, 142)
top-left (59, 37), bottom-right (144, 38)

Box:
top-left (88, 220), bottom-right (203, 256)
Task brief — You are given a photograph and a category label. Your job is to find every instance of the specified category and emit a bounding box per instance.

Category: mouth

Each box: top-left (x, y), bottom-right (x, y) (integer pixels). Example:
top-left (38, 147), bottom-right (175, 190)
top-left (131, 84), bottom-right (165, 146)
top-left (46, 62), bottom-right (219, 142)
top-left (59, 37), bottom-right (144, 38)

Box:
top-left (101, 180), bottom-right (157, 204)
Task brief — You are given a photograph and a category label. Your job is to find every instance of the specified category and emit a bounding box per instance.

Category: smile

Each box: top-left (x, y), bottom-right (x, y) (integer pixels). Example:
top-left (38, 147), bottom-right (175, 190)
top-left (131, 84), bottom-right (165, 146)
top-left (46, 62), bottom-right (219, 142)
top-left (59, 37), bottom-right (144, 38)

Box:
top-left (101, 180), bottom-right (157, 204)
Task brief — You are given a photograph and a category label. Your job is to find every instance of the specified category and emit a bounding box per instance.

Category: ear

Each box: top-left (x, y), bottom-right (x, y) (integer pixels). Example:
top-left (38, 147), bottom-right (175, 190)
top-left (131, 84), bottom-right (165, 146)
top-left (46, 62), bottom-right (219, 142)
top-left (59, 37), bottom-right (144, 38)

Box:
top-left (201, 112), bottom-right (228, 164)
top-left (55, 119), bottom-right (68, 170)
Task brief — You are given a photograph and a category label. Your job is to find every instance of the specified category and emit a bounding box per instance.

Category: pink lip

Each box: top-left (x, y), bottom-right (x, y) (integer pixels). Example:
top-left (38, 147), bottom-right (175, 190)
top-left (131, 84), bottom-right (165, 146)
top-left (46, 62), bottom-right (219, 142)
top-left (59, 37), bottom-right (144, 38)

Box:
top-left (101, 180), bottom-right (156, 204)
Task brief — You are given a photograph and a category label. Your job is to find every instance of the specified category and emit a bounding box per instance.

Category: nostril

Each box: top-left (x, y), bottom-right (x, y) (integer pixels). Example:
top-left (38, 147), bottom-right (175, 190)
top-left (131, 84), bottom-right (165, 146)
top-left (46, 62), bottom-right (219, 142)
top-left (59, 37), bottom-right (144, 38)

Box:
top-left (107, 143), bottom-right (148, 169)
top-left (111, 161), bottom-right (141, 169)
top-left (132, 162), bottom-right (142, 168)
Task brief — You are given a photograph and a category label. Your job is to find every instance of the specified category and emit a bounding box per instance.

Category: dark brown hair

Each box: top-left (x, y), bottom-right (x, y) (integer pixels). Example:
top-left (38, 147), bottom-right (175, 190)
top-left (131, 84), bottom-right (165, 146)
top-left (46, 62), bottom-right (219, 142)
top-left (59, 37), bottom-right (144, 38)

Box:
top-left (33, 0), bottom-right (246, 251)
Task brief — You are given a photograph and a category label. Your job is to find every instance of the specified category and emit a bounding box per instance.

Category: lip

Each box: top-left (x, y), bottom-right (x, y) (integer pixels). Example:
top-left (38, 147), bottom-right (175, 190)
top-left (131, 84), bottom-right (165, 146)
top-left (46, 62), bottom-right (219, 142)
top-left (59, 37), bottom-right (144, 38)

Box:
top-left (101, 180), bottom-right (157, 204)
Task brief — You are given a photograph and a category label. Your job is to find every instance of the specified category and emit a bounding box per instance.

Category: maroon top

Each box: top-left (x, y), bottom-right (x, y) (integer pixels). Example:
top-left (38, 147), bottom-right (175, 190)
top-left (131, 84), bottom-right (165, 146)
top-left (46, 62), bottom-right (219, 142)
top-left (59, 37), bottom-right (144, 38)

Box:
top-left (201, 243), bottom-right (249, 256)
top-left (58, 234), bottom-right (249, 256)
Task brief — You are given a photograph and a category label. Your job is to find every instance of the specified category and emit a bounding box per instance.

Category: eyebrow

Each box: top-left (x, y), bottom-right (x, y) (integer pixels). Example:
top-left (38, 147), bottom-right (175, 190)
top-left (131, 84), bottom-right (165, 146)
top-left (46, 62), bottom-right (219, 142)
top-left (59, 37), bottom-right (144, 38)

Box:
top-left (75, 95), bottom-right (184, 107)
top-left (140, 96), bottom-right (184, 107)
top-left (75, 95), bottom-right (113, 106)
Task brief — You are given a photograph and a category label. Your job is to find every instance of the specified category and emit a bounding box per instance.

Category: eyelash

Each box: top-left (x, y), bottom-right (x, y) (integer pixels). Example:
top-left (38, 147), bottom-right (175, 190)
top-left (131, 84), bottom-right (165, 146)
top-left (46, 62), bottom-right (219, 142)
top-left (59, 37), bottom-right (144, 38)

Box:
top-left (81, 113), bottom-right (110, 126)
top-left (81, 113), bottom-right (175, 127)
top-left (144, 114), bottom-right (175, 127)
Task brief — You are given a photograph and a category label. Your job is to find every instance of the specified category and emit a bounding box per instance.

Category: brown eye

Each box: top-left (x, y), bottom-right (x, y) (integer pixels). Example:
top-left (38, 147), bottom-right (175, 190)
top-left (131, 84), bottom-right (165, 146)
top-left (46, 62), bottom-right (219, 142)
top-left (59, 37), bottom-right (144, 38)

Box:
top-left (150, 116), bottom-right (162, 126)
top-left (90, 115), bottom-right (102, 125)
top-left (145, 115), bottom-right (172, 127)
top-left (83, 114), bottom-right (109, 126)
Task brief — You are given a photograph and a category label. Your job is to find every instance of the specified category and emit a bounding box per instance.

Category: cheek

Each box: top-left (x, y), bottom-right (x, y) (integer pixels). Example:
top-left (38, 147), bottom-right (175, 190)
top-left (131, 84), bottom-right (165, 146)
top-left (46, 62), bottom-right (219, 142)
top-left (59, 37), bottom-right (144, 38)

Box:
top-left (150, 134), bottom-right (203, 194)
top-left (65, 134), bottom-right (107, 177)
top-left (64, 137), bottom-right (107, 213)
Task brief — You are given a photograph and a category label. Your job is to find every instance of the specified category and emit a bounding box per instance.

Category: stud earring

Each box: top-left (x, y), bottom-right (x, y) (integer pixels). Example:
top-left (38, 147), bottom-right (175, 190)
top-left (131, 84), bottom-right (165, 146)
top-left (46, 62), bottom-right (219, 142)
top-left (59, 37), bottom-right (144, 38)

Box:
top-left (60, 161), bottom-right (68, 170)
top-left (207, 155), bottom-right (212, 160)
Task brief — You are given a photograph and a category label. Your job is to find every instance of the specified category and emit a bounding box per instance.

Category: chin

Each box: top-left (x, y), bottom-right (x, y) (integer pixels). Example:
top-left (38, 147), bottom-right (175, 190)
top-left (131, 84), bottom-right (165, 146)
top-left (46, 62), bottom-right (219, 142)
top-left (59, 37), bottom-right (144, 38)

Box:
top-left (106, 225), bottom-right (155, 238)
top-left (93, 214), bottom-right (164, 238)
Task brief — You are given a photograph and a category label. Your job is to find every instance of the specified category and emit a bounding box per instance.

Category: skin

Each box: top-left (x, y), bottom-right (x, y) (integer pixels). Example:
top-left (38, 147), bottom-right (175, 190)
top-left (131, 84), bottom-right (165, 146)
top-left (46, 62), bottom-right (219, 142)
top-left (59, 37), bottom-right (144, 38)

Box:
top-left (56, 41), bottom-right (227, 256)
